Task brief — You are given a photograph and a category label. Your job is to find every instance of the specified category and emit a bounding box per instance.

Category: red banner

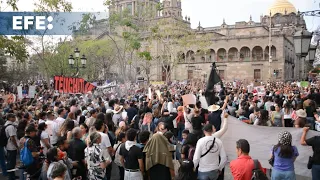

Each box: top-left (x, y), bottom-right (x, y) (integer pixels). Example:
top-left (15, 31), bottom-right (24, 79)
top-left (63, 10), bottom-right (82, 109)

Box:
top-left (54, 76), bottom-right (95, 94)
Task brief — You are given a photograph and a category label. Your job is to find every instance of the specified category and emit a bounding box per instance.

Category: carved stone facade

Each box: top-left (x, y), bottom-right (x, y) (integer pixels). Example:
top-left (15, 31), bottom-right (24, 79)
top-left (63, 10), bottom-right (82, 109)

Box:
top-left (106, 0), bottom-right (307, 82)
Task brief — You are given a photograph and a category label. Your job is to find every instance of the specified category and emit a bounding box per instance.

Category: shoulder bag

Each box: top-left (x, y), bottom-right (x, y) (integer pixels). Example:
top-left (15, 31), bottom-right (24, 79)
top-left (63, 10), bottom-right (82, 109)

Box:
top-left (268, 146), bottom-right (275, 167)
top-left (201, 138), bottom-right (216, 158)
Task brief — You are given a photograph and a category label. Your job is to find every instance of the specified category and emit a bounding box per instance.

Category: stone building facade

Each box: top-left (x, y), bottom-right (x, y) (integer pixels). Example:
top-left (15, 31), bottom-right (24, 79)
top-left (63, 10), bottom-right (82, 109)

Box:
top-left (107, 0), bottom-right (308, 82)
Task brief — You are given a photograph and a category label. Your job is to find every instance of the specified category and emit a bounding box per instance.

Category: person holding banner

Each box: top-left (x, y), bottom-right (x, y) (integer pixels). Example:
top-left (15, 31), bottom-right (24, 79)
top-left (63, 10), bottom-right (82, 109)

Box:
top-left (270, 131), bottom-right (299, 180)
top-left (300, 127), bottom-right (320, 180)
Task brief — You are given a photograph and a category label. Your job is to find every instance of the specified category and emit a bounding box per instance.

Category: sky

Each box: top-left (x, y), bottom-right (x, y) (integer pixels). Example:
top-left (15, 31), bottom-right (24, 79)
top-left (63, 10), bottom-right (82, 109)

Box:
top-left (2, 0), bottom-right (317, 32)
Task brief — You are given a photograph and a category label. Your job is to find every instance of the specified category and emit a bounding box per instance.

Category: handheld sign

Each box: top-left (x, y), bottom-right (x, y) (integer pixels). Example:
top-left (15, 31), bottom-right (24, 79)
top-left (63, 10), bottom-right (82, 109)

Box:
top-left (182, 94), bottom-right (196, 105)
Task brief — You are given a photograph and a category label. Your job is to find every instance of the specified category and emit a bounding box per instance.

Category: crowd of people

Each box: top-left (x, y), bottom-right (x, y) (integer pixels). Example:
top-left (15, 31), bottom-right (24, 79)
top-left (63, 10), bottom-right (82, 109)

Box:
top-left (0, 81), bottom-right (319, 180)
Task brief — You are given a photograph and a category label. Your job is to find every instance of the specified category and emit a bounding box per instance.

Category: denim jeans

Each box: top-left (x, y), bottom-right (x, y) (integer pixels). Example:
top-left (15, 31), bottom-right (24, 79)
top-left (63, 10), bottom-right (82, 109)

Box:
top-left (7, 150), bottom-right (17, 180)
top-left (312, 164), bottom-right (320, 180)
top-left (0, 147), bottom-right (7, 176)
top-left (177, 123), bottom-right (185, 141)
top-left (198, 170), bottom-right (219, 180)
top-left (271, 169), bottom-right (295, 180)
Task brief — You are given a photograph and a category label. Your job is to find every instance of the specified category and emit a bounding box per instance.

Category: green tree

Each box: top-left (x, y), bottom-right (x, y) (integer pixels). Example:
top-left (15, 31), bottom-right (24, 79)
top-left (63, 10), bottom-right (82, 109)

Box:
top-left (29, 0), bottom-right (73, 82)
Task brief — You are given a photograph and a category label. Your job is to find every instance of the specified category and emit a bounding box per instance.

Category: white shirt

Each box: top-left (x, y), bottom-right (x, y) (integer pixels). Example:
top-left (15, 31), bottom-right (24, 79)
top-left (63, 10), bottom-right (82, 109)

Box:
top-left (98, 132), bottom-right (111, 149)
top-left (55, 117), bottom-right (65, 129)
top-left (45, 120), bottom-right (59, 145)
top-left (5, 121), bottom-right (18, 151)
top-left (265, 102), bottom-right (274, 111)
top-left (40, 131), bottom-right (50, 155)
top-left (184, 111), bottom-right (194, 132)
top-left (39, 119), bottom-right (46, 124)
top-left (193, 136), bottom-right (227, 172)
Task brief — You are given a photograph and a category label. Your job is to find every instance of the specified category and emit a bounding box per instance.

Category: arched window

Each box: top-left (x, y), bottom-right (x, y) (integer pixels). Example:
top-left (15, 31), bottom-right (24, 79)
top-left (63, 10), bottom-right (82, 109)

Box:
top-left (196, 50), bottom-right (205, 62)
top-left (186, 50), bottom-right (195, 62)
top-left (177, 52), bottom-right (185, 63)
top-left (271, 46), bottom-right (276, 58)
top-left (217, 48), bottom-right (226, 61)
top-left (252, 46), bottom-right (263, 61)
top-left (207, 49), bottom-right (215, 61)
top-left (265, 46), bottom-right (276, 60)
top-left (228, 47), bottom-right (238, 61)
top-left (240, 47), bottom-right (250, 61)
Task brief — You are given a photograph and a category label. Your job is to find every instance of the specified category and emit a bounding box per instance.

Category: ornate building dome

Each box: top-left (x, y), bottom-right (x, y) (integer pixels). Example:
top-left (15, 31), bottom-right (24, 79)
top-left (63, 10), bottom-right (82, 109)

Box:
top-left (268, 0), bottom-right (297, 16)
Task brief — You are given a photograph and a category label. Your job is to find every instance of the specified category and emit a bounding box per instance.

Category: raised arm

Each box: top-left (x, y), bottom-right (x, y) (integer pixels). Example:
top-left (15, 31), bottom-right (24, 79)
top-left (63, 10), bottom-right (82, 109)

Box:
top-left (221, 96), bottom-right (229, 110)
top-left (300, 127), bottom-right (309, 145)
top-left (213, 113), bottom-right (228, 138)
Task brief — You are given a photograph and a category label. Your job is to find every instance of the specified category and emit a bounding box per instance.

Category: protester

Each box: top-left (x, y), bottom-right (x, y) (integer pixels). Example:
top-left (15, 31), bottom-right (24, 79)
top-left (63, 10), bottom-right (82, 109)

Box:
top-left (230, 139), bottom-right (264, 180)
top-left (114, 132), bottom-right (126, 180)
top-left (5, 113), bottom-right (19, 180)
top-left (68, 127), bottom-right (86, 178)
top-left (270, 131), bottom-right (299, 179)
top-left (143, 133), bottom-right (174, 180)
top-left (85, 132), bottom-right (112, 180)
top-left (193, 124), bottom-right (227, 180)
top-left (300, 127), bottom-right (320, 180)
top-left (175, 160), bottom-right (197, 180)
top-left (20, 125), bottom-right (42, 179)
top-left (43, 147), bottom-right (71, 180)
top-left (119, 128), bottom-right (144, 179)
top-left (38, 122), bottom-right (51, 155)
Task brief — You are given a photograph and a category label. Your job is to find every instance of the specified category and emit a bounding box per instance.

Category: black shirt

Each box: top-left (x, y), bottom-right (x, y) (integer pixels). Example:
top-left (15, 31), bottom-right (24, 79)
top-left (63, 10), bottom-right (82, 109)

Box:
top-left (119, 144), bottom-right (143, 170)
top-left (306, 136), bottom-right (320, 165)
top-left (126, 107), bottom-right (138, 124)
top-left (208, 110), bottom-right (222, 131)
top-left (68, 138), bottom-right (86, 163)
top-left (191, 116), bottom-right (205, 131)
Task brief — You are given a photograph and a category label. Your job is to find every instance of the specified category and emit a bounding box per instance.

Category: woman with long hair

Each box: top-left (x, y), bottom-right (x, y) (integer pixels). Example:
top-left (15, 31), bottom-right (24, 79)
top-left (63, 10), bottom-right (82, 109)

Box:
top-left (271, 104), bottom-right (284, 127)
top-left (85, 132), bottom-right (112, 180)
top-left (66, 112), bottom-right (78, 127)
top-left (80, 123), bottom-right (89, 143)
top-left (59, 120), bottom-right (74, 141)
top-left (254, 110), bottom-right (272, 126)
top-left (175, 160), bottom-right (197, 180)
top-left (37, 122), bottom-right (51, 155)
top-left (41, 147), bottom-right (71, 180)
top-left (270, 131), bottom-right (299, 180)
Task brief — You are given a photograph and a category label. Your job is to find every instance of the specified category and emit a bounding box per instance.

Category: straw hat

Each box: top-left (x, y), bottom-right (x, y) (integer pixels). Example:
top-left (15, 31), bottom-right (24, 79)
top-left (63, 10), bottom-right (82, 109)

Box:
top-left (296, 109), bottom-right (307, 118)
top-left (113, 105), bottom-right (123, 114)
top-left (208, 105), bottom-right (221, 112)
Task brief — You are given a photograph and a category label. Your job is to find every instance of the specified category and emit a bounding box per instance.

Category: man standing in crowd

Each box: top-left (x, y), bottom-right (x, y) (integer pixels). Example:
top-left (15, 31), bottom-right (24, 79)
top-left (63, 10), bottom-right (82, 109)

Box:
top-left (230, 139), bottom-right (264, 180)
top-left (119, 128), bottom-right (144, 179)
top-left (56, 108), bottom-right (66, 129)
top-left (45, 111), bottom-right (59, 146)
top-left (193, 124), bottom-right (227, 180)
top-left (68, 127), bottom-right (86, 179)
top-left (86, 109), bottom-right (97, 127)
top-left (95, 119), bottom-right (114, 156)
top-left (5, 113), bottom-right (19, 180)
top-left (19, 125), bottom-right (41, 178)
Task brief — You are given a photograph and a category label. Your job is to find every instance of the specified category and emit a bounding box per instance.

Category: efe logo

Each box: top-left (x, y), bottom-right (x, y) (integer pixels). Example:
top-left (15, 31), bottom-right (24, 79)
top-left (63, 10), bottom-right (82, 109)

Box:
top-left (12, 15), bottom-right (53, 30)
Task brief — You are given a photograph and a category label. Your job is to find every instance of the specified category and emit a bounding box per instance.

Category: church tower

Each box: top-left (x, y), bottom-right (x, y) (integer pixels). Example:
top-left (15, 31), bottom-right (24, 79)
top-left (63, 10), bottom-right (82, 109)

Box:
top-left (162, 0), bottom-right (182, 18)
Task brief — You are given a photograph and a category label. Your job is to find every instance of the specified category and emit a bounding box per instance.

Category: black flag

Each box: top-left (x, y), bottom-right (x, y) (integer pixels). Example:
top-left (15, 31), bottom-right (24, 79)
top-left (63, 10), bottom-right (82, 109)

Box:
top-left (205, 62), bottom-right (222, 106)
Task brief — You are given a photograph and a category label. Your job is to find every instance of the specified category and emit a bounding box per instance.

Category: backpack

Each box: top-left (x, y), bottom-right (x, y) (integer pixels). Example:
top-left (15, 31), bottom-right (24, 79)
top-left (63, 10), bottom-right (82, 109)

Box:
top-left (20, 138), bottom-right (34, 166)
top-left (0, 124), bottom-right (13, 147)
top-left (187, 145), bottom-right (195, 161)
top-left (251, 159), bottom-right (268, 180)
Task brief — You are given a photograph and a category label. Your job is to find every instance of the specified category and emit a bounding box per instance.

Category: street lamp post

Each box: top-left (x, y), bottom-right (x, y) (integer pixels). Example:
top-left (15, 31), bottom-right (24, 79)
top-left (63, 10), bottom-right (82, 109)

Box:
top-left (68, 48), bottom-right (87, 76)
top-left (293, 29), bottom-right (313, 79)
top-left (308, 45), bottom-right (317, 63)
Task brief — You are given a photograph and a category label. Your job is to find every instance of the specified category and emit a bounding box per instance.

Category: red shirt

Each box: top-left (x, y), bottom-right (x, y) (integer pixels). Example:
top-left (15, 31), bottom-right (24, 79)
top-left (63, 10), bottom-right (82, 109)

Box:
top-left (230, 155), bottom-right (264, 180)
